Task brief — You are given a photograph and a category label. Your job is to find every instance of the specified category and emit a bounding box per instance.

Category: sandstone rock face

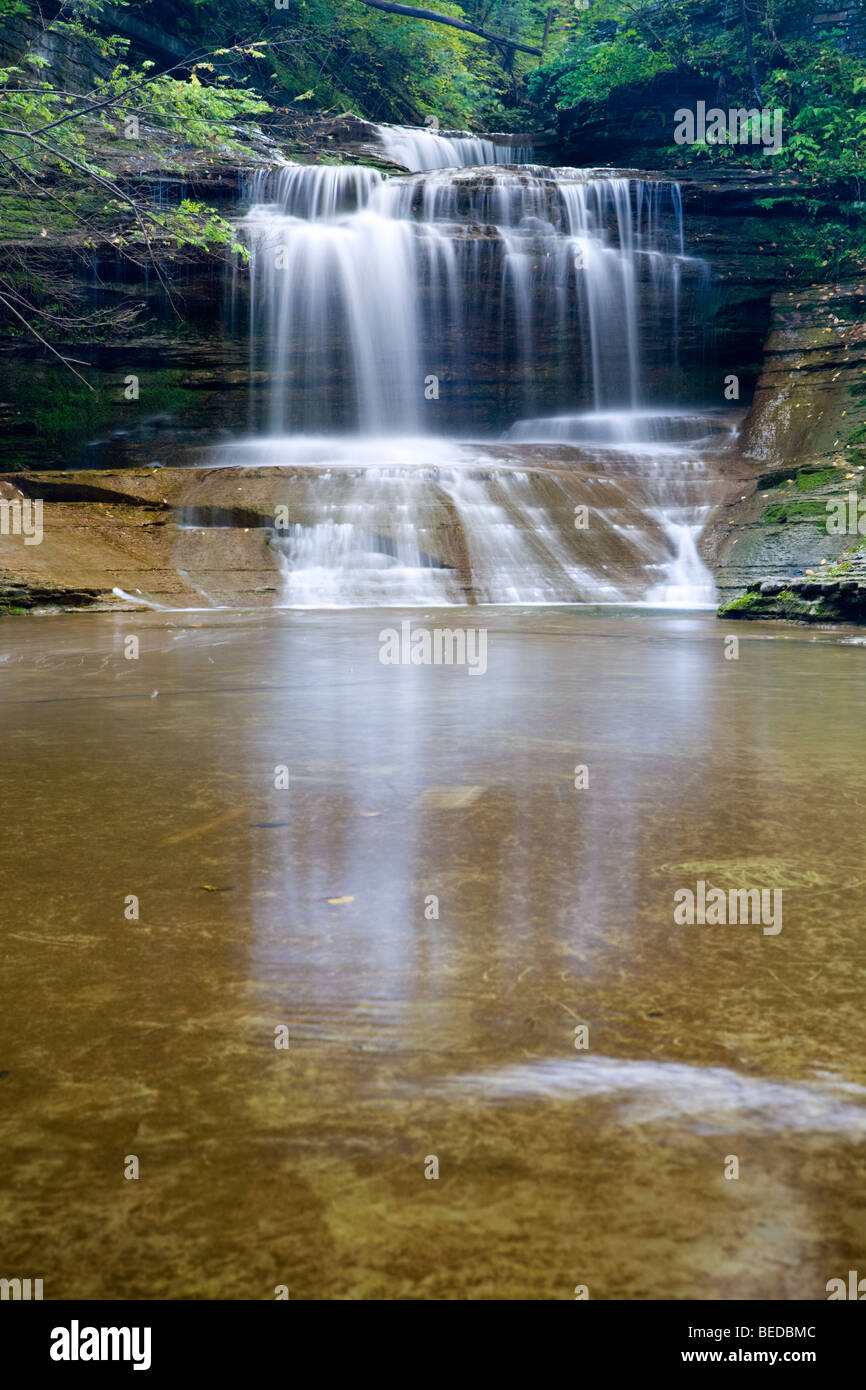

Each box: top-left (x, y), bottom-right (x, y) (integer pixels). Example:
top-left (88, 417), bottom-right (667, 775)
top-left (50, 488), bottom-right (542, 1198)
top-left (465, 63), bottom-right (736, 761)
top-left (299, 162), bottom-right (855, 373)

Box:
top-left (3, 164), bottom-right (782, 466)
top-left (0, 442), bottom-right (732, 610)
top-left (739, 281), bottom-right (866, 464)
top-left (711, 279), bottom-right (866, 610)
top-left (3, 95), bottom-right (865, 618)
top-left (0, 469), bottom-right (283, 611)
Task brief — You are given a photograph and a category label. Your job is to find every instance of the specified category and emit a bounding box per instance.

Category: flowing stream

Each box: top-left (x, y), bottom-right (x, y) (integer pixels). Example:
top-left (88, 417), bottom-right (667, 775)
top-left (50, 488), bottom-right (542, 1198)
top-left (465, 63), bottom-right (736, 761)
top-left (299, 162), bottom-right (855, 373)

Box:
top-left (214, 124), bottom-right (725, 606)
top-left (4, 128), bottom-right (863, 1307)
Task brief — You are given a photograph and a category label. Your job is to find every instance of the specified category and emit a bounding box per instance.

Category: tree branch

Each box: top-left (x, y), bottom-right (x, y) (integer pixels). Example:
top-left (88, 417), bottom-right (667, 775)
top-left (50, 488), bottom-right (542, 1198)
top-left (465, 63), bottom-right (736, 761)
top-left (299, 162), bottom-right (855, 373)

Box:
top-left (0, 288), bottom-right (94, 388)
top-left (352, 0), bottom-right (543, 57)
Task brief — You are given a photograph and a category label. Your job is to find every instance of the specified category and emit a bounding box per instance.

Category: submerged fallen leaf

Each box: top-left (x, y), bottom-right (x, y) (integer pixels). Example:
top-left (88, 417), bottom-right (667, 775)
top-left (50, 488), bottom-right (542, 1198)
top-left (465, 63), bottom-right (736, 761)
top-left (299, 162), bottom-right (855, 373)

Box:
top-left (327, 896), bottom-right (355, 905)
top-left (200, 884), bottom-right (233, 892)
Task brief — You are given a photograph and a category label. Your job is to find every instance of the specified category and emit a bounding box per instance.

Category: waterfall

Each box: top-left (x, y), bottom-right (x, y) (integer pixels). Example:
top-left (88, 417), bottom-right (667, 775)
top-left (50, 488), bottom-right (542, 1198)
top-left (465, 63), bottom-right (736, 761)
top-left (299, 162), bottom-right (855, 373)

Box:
top-left (242, 164), bottom-right (700, 433)
top-left (375, 122), bottom-right (534, 170)
top-left (246, 163), bottom-right (384, 219)
top-left (219, 138), bottom-right (725, 609)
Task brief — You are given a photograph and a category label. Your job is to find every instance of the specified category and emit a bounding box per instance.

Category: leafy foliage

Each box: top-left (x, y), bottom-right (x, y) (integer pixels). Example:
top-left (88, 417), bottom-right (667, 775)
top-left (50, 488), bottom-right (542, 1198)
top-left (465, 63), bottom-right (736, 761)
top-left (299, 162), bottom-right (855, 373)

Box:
top-left (529, 2), bottom-right (676, 110)
top-left (0, 17), bottom-right (270, 258)
top-left (116, 0), bottom-right (551, 126)
top-left (0, 0), bottom-right (551, 368)
top-left (529, 0), bottom-right (866, 182)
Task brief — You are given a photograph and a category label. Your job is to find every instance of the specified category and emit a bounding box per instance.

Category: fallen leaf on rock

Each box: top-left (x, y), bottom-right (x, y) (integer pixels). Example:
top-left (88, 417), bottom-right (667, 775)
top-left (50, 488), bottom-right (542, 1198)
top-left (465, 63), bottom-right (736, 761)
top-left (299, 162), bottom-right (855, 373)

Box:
top-left (327, 896), bottom-right (355, 905)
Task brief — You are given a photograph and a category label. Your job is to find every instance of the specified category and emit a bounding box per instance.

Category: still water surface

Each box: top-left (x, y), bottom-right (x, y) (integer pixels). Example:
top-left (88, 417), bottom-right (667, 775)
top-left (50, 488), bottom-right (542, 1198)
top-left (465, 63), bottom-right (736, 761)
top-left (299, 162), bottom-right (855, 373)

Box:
top-left (1, 609), bottom-right (864, 1298)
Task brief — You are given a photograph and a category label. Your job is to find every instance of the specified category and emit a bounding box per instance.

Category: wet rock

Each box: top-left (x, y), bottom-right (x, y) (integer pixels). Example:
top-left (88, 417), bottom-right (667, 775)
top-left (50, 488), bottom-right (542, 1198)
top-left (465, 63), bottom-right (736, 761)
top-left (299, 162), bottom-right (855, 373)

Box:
top-left (720, 575), bottom-right (866, 623)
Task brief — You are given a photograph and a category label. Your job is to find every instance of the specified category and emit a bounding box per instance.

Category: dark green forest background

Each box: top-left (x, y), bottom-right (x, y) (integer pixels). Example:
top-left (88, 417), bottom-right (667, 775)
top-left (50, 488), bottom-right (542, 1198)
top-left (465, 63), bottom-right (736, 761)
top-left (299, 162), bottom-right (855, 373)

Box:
top-left (2, 0), bottom-right (866, 353)
top-left (3, 1), bottom-right (866, 164)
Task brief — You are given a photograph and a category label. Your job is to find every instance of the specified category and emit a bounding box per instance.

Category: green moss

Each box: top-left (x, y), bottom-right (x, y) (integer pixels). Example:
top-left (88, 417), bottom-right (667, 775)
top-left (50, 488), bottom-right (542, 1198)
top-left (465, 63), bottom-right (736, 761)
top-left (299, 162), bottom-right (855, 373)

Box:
top-left (821, 535), bottom-right (866, 577)
top-left (719, 585), bottom-right (835, 620)
top-left (718, 590), bottom-right (776, 617)
top-left (761, 466), bottom-right (843, 496)
top-left (776, 220), bottom-right (866, 284)
top-left (761, 497), bottom-right (831, 526)
top-left (0, 185), bottom-right (113, 242)
top-left (0, 192), bottom-right (74, 238)
top-left (2, 365), bottom-right (201, 468)
top-left (719, 592), bottom-right (758, 614)
top-left (795, 467), bottom-right (838, 491)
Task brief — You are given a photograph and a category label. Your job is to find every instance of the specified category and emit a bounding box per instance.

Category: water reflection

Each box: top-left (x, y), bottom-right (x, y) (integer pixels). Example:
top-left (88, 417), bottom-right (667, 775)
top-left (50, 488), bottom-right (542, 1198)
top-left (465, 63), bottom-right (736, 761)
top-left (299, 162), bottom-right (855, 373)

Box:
top-left (1, 609), bottom-right (864, 1298)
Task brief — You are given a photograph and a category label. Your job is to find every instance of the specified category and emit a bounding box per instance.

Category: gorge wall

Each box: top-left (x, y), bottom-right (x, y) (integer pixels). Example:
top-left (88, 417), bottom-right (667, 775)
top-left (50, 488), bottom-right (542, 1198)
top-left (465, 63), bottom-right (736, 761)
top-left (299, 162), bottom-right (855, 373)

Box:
top-left (3, 5), bottom-right (866, 619)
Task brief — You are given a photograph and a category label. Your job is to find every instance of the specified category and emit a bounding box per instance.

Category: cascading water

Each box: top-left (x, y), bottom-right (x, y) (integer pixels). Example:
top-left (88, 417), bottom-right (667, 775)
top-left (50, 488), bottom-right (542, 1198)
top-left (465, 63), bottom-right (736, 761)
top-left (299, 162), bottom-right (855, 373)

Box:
top-left (375, 122), bottom-right (535, 171)
top-left (244, 164), bottom-right (700, 432)
top-left (219, 136), bottom-right (727, 608)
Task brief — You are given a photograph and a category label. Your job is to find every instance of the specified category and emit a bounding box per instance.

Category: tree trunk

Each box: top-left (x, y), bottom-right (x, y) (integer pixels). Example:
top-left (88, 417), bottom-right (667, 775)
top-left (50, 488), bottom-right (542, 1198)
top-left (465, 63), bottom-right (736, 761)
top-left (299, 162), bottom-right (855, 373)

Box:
top-left (542, 7), bottom-right (555, 55)
top-left (354, 0), bottom-right (543, 58)
top-left (739, 0), bottom-right (764, 107)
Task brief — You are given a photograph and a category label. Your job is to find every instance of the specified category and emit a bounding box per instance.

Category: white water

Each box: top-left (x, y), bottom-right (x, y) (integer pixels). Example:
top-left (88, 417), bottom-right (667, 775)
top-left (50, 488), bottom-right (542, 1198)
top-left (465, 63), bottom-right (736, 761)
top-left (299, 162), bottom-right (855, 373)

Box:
top-left (224, 137), bottom-right (725, 609)
top-left (375, 122), bottom-right (534, 170)
top-left (504, 410), bottom-right (737, 449)
top-left (427, 1057), bottom-right (866, 1135)
top-left (207, 430), bottom-right (719, 608)
top-left (243, 165), bottom-right (698, 430)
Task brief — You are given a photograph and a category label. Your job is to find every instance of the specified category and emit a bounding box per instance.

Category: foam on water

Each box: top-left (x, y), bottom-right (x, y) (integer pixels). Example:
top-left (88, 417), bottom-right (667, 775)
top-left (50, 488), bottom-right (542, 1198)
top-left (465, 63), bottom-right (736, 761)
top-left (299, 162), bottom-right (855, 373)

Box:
top-left (426, 1056), bottom-right (866, 1135)
top-left (375, 122), bottom-right (534, 170)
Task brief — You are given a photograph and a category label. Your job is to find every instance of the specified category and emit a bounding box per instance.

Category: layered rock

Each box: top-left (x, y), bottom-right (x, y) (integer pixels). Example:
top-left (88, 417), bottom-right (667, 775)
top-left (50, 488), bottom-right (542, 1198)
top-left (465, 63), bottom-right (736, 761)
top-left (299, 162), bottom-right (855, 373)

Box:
top-left (0, 441), bottom-right (731, 610)
top-left (712, 278), bottom-right (866, 617)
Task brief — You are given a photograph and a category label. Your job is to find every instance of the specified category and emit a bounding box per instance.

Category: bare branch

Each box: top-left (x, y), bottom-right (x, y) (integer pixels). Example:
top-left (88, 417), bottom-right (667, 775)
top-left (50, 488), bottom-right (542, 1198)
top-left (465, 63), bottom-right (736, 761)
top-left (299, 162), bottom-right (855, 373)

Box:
top-left (0, 288), bottom-right (94, 388)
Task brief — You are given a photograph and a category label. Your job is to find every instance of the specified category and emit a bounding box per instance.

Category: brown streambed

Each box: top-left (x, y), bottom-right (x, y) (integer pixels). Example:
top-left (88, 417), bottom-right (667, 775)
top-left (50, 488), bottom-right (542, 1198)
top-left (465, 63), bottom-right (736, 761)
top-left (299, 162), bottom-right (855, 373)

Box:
top-left (0, 608), bottom-right (863, 1298)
